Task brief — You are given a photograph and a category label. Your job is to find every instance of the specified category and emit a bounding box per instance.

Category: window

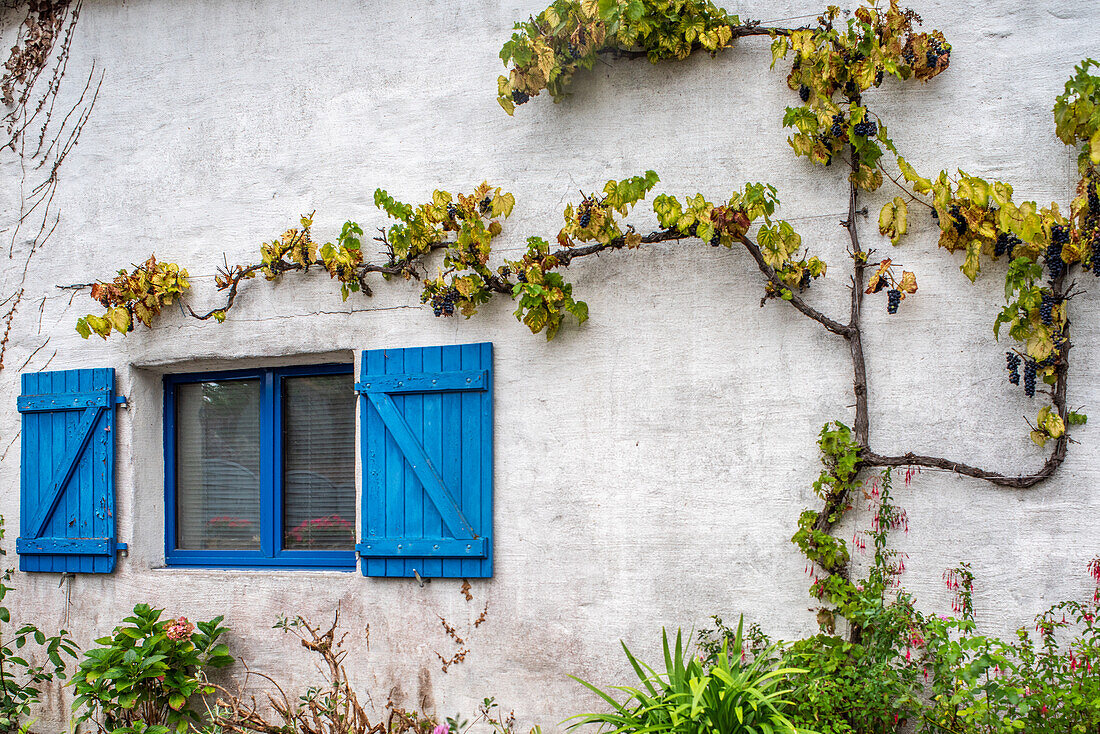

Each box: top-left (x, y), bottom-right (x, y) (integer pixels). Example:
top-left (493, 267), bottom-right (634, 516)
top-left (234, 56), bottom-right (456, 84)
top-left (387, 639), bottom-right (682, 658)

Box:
top-left (164, 364), bottom-right (355, 569)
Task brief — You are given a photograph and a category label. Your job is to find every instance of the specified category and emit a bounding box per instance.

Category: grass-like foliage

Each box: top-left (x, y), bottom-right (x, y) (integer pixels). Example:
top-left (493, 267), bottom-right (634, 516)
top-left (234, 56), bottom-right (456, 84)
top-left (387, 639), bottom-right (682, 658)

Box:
top-left (567, 622), bottom-right (812, 734)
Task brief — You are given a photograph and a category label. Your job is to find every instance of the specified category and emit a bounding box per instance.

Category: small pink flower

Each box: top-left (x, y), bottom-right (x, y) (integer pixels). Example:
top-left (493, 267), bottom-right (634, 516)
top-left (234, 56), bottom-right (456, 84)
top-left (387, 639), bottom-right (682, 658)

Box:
top-left (433, 725), bottom-right (448, 734)
top-left (166, 617), bottom-right (194, 641)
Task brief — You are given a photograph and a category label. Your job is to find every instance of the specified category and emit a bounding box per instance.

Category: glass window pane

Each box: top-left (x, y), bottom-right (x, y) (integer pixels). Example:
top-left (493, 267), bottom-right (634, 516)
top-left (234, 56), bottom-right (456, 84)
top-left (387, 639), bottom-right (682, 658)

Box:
top-left (175, 380), bottom-right (262, 551)
top-left (282, 374), bottom-right (355, 550)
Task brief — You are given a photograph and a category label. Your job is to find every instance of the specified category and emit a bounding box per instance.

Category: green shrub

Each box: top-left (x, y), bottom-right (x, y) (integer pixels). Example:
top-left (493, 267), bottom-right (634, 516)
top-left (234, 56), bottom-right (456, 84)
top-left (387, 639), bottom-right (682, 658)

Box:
top-left (70, 604), bottom-right (233, 734)
top-left (921, 563), bottom-right (1100, 734)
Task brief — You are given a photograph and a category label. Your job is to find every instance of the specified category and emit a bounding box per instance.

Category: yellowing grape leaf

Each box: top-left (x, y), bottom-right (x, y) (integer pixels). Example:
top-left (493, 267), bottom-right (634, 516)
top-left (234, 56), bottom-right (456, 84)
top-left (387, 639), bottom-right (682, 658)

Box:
top-left (864, 258), bottom-right (892, 294)
top-left (961, 241), bottom-right (981, 282)
top-left (899, 270), bottom-right (917, 295)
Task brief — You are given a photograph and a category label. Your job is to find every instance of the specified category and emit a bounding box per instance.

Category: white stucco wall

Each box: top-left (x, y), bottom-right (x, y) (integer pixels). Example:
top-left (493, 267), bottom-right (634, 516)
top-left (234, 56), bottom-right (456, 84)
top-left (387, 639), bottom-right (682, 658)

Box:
top-left (1, 0), bottom-right (1099, 730)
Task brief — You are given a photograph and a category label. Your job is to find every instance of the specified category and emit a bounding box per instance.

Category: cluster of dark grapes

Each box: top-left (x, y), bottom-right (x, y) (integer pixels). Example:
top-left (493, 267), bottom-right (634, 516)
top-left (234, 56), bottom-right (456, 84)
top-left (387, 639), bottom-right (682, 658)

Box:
top-left (830, 113), bottom-right (845, 138)
top-left (799, 268), bottom-right (811, 290)
top-left (926, 37), bottom-right (949, 67)
top-left (948, 204), bottom-right (967, 235)
top-left (874, 69), bottom-right (884, 86)
top-left (1006, 351), bottom-right (1020, 385)
top-left (886, 288), bottom-right (901, 314)
top-left (447, 203), bottom-right (460, 221)
top-left (798, 84), bottom-right (810, 102)
top-left (431, 288), bottom-right (460, 317)
top-left (994, 231), bottom-right (1020, 258)
top-left (479, 196), bottom-right (493, 216)
top-left (1054, 331), bottom-right (1069, 356)
top-left (511, 89), bottom-right (530, 105)
top-left (1047, 224), bottom-right (1068, 279)
top-left (1087, 179), bottom-right (1100, 276)
top-left (1023, 359), bottom-right (1037, 397)
top-left (517, 270), bottom-right (528, 283)
top-left (1039, 292), bottom-right (1055, 326)
top-left (578, 200), bottom-right (593, 228)
top-left (852, 120), bottom-right (877, 137)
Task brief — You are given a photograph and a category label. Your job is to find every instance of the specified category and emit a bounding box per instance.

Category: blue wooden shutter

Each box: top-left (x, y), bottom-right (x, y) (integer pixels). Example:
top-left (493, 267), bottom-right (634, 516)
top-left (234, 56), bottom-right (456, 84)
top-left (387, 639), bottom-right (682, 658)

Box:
top-left (356, 343), bottom-right (492, 578)
top-left (17, 368), bottom-right (123, 573)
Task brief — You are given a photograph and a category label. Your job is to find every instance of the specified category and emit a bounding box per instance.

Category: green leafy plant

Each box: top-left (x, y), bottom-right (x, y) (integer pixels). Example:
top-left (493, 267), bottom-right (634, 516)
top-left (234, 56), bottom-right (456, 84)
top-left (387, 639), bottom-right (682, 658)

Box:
top-left (568, 622), bottom-right (811, 734)
top-left (0, 516), bottom-right (78, 734)
top-left (921, 559), bottom-right (1100, 734)
top-left (496, 0), bottom-right (750, 114)
top-left (70, 604), bottom-right (233, 734)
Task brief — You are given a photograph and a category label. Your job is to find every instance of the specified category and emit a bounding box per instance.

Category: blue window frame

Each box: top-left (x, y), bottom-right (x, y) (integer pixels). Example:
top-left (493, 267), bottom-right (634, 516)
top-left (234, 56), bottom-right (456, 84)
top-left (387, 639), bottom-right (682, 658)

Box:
top-left (164, 363), bottom-right (356, 570)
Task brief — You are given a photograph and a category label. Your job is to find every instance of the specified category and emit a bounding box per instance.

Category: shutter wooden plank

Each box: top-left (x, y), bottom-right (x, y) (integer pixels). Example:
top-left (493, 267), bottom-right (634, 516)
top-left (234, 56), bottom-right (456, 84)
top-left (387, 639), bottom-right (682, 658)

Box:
top-left (384, 349), bottom-right (405, 578)
top-left (358, 538), bottom-right (486, 557)
top-left (17, 392), bottom-right (111, 411)
top-left (355, 371), bottom-right (486, 394)
top-left (16, 537), bottom-right (113, 555)
top-left (93, 368), bottom-right (112, 573)
top-left (74, 369), bottom-right (89, 574)
top-left (460, 343), bottom-right (480, 577)
top-left (21, 373), bottom-right (38, 568)
top-left (479, 341), bottom-right (494, 578)
top-left (402, 347), bottom-right (423, 579)
top-left (440, 345), bottom-right (463, 579)
top-left (364, 349), bottom-right (387, 577)
top-left (421, 346), bottom-right (444, 579)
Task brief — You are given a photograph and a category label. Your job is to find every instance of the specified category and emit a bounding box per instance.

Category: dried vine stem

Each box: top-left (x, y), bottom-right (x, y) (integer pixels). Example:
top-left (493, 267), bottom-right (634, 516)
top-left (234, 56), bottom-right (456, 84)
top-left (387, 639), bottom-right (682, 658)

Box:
top-left (0, 0), bottom-right (95, 372)
top-left (1, 0), bottom-right (79, 150)
top-left (210, 612), bottom-right (389, 734)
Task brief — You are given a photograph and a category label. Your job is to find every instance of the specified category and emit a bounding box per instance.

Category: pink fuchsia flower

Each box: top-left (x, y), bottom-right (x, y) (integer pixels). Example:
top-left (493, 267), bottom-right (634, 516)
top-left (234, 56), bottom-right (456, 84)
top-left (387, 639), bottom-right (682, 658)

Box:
top-left (433, 725), bottom-right (448, 734)
top-left (166, 617), bottom-right (194, 641)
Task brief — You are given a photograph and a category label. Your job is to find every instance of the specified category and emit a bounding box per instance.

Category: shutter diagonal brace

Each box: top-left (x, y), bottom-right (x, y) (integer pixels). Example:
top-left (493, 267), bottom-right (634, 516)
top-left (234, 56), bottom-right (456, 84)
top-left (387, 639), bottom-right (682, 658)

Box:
top-left (27, 405), bottom-right (103, 540)
top-left (365, 392), bottom-right (478, 540)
